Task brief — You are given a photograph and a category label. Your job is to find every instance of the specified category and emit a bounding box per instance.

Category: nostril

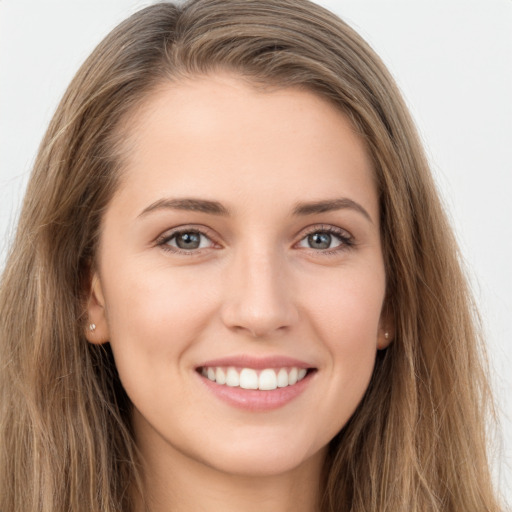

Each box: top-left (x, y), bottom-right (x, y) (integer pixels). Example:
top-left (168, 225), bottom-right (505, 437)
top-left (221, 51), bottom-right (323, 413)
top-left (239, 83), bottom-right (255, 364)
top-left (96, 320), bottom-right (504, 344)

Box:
top-left (219, 273), bottom-right (299, 337)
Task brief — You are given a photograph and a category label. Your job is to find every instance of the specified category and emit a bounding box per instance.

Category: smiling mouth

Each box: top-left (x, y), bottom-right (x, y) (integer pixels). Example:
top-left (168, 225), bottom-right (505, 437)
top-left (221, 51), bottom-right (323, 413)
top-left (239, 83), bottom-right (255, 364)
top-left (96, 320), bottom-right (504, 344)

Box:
top-left (198, 366), bottom-right (313, 391)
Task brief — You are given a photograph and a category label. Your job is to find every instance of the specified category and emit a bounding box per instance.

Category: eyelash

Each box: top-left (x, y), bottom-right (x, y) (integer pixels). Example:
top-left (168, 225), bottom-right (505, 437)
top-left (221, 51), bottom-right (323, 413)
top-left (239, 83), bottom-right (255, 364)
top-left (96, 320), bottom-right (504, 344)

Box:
top-left (298, 224), bottom-right (354, 255)
top-left (156, 226), bottom-right (218, 255)
top-left (155, 224), bottom-right (355, 256)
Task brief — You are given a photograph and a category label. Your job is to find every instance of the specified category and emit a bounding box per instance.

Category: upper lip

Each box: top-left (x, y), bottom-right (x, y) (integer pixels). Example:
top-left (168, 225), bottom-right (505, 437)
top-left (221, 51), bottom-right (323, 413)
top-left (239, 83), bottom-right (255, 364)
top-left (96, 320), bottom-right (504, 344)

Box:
top-left (197, 355), bottom-right (314, 370)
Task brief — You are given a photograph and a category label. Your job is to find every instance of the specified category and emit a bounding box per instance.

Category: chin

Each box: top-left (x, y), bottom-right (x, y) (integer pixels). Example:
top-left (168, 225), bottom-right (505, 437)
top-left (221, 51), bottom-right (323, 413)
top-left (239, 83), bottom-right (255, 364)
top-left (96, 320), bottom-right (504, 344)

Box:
top-left (189, 430), bottom-right (329, 478)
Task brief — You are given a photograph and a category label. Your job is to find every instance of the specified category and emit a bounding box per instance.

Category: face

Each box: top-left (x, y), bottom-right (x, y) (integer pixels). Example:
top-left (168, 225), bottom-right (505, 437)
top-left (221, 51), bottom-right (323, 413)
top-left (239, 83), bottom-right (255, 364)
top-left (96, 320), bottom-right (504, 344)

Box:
top-left (87, 74), bottom-right (391, 478)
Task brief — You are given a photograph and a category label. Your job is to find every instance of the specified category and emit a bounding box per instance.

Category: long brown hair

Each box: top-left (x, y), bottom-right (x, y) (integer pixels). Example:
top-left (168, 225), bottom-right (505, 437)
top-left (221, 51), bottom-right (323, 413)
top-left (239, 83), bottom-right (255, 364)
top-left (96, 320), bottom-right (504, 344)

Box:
top-left (0, 1), bottom-right (501, 510)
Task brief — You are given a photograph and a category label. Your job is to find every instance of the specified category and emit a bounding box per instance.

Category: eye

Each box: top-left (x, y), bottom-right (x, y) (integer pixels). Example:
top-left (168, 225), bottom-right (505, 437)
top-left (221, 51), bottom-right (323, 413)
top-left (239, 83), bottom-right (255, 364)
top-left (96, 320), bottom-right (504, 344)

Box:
top-left (296, 226), bottom-right (353, 252)
top-left (304, 232), bottom-right (336, 250)
top-left (158, 229), bottom-right (215, 253)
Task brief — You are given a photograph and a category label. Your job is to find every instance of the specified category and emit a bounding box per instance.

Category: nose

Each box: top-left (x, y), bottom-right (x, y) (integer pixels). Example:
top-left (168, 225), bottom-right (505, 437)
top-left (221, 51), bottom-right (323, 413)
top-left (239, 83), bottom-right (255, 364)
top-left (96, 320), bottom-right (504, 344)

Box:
top-left (220, 248), bottom-right (299, 338)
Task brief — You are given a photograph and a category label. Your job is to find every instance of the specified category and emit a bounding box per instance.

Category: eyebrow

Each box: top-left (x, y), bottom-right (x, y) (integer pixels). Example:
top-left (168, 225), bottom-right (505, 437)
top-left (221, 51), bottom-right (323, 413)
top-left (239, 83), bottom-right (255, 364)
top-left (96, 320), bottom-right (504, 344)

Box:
top-left (292, 198), bottom-right (373, 223)
top-left (138, 198), bottom-right (230, 217)
top-left (138, 196), bottom-right (372, 223)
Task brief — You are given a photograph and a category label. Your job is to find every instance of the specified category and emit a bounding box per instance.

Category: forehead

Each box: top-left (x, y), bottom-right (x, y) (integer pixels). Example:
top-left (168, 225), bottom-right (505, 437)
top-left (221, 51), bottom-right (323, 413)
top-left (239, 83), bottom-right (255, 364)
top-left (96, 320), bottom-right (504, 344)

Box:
top-left (111, 73), bottom-right (377, 221)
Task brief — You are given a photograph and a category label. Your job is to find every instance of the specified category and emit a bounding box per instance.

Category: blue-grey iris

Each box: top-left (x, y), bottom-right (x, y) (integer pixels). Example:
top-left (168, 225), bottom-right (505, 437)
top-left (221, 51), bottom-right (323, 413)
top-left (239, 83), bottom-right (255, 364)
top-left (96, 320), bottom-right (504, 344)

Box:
top-left (176, 232), bottom-right (201, 249)
top-left (308, 232), bottom-right (331, 249)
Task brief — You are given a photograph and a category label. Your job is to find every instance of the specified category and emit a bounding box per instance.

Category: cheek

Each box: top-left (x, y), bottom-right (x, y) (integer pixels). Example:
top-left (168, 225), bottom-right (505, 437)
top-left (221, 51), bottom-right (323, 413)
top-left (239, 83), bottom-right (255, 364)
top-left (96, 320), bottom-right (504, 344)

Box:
top-left (101, 261), bottom-right (220, 367)
top-left (100, 262), bottom-right (225, 421)
top-left (300, 266), bottom-right (385, 417)
top-left (302, 264), bottom-right (385, 344)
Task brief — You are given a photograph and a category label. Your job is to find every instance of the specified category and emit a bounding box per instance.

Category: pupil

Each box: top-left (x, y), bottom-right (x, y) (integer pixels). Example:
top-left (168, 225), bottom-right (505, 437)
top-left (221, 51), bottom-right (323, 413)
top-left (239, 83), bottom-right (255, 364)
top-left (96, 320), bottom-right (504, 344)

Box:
top-left (177, 232), bottom-right (200, 249)
top-left (308, 232), bottom-right (331, 249)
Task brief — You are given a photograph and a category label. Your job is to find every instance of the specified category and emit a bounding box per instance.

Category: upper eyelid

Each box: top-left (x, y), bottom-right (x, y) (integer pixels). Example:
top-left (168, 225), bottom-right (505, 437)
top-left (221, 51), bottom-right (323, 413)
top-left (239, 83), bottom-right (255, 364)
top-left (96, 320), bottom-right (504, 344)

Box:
top-left (293, 225), bottom-right (355, 254)
top-left (155, 227), bottom-right (219, 255)
top-left (156, 225), bottom-right (217, 243)
top-left (295, 223), bottom-right (353, 240)
top-left (154, 223), bottom-right (353, 249)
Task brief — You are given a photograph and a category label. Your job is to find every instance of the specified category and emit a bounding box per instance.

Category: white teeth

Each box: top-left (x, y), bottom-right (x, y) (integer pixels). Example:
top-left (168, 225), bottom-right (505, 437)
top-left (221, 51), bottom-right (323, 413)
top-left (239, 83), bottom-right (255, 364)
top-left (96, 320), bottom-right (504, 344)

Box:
top-left (215, 367), bottom-right (226, 385)
top-left (277, 368), bottom-right (289, 388)
top-left (259, 369), bottom-right (277, 390)
top-left (202, 366), bottom-right (309, 390)
top-left (225, 367), bottom-right (240, 387)
top-left (239, 368), bottom-right (259, 389)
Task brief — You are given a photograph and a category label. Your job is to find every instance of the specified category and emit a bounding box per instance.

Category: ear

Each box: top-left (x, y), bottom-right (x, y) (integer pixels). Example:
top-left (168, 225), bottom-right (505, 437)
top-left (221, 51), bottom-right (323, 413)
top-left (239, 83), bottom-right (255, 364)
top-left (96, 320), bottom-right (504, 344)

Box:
top-left (85, 273), bottom-right (110, 345)
top-left (377, 304), bottom-right (394, 350)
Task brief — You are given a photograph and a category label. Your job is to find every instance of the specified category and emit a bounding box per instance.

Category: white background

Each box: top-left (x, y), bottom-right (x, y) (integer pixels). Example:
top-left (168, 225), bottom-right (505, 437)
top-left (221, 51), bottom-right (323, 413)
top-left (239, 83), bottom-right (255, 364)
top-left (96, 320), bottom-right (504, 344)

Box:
top-left (1, 0), bottom-right (510, 503)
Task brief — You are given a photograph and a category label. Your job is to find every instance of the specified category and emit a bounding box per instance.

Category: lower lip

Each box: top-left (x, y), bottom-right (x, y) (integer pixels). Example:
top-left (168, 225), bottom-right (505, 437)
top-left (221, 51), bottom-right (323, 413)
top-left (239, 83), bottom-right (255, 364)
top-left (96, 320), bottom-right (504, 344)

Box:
top-left (198, 371), bottom-right (314, 411)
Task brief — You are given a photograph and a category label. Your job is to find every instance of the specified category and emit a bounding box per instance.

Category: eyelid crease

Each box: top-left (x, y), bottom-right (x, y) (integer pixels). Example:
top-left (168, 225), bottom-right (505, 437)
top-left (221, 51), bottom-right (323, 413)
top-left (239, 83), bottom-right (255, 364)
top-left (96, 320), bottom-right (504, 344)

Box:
top-left (154, 223), bottom-right (356, 256)
top-left (155, 225), bottom-right (220, 253)
top-left (294, 224), bottom-right (355, 253)
top-left (294, 223), bottom-right (354, 242)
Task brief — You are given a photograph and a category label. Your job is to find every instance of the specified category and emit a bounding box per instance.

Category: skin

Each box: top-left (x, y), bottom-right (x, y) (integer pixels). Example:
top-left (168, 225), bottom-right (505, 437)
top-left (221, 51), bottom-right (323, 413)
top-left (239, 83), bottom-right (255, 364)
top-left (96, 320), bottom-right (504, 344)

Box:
top-left (86, 74), bottom-right (391, 512)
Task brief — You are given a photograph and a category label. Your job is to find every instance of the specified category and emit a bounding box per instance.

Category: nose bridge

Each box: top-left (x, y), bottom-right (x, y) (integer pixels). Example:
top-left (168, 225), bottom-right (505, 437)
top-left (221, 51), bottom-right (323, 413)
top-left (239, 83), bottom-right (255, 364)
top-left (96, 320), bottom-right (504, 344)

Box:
top-left (221, 242), bottom-right (298, 337)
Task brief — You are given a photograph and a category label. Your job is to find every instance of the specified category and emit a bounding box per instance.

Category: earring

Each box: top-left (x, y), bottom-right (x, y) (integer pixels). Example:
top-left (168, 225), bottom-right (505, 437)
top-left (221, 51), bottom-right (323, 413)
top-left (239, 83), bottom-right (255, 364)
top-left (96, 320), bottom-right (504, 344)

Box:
top-left (384, 332), bottom-right (389, 340)
top-left (89, 323), bottom-right (96, 332)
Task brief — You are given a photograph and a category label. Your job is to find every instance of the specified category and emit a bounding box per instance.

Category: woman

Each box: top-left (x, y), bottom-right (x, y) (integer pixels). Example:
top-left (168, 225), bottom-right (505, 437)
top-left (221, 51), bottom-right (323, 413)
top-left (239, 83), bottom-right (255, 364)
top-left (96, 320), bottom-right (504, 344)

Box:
top-left (0, 0), bottom-right (502, 510)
